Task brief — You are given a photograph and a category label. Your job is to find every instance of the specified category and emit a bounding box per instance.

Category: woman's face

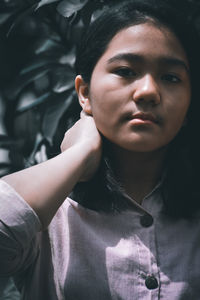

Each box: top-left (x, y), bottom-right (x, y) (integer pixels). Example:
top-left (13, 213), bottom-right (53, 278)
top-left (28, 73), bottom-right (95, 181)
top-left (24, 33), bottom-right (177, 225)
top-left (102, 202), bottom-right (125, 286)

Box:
top-left (81, 22), bottom-right (191, 152)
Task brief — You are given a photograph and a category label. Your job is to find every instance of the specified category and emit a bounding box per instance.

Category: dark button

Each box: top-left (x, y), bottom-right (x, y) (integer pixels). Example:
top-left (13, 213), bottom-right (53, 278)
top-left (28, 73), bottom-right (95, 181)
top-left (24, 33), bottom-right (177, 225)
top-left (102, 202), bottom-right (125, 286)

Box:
top-left (145, 275), bottom-right (158, 290)
top-left (140, 214), bottom-right (153, 227)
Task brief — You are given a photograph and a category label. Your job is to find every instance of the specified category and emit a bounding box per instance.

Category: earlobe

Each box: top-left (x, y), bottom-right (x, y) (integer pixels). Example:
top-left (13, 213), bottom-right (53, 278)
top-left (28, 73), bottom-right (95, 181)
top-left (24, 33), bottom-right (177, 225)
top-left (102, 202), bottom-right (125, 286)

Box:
top-left (75, 75), bottom-right (92, 115)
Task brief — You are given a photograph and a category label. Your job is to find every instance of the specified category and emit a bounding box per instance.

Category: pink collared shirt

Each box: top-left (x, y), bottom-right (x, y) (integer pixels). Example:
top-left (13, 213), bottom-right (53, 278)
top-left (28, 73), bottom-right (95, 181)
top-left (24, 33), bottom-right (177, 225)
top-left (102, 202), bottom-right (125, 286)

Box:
top-left (0, 179), bottom-right (200, 300)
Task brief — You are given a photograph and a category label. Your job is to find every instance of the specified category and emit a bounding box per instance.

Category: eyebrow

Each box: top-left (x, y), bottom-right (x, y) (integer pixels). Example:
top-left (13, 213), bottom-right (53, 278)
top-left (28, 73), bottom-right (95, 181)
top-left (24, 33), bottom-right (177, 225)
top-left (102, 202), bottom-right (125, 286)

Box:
top-left (107, 53), bottom-right (190, 73)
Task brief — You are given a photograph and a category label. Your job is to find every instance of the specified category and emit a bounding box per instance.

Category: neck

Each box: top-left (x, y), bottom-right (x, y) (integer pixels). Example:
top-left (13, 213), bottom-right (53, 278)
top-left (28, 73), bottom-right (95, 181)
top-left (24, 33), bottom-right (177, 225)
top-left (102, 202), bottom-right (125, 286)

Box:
top-left (107, 144), bottom-right (168, 204)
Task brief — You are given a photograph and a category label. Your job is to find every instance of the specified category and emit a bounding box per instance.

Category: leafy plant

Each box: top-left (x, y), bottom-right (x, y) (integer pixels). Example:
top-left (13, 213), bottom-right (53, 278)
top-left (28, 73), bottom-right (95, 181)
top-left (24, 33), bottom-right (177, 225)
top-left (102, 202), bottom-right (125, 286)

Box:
top-left (0, 0), bottom-right (200, 298)
top-left (0, 0), bottom-right (115, 174)
top-left (0, 0), bottom-right (200, 176)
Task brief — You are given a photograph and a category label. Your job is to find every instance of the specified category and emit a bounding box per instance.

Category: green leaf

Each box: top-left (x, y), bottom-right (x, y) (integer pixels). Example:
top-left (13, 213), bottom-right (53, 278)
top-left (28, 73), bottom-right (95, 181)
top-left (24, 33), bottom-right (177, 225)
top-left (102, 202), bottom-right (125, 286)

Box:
top-left (51, 65), bottom-right (75, 93)
top-left (0, 135), bottom-right (15, 148)
top-left (0, 13), bottom-right (12, 25)
top-left (5, 65), bottom-right (54, 99)
top-left (34, 39), bottom-right (61, 54)
top-left (20, 61), bottom-right (52, 75)
top-left (42, 91), bottom-right (75, 143)
top-left (16, 92), bottom-right (51, 113)
top-left (20, 54), bottom-right (61, 75)
top-left (31, 36), bottom-right (63, 55)
top-left (0, 0), bottom-right (33, 10)
top-left (57, 0), bottom-right (88, 18)
top-left (7, 3), bottom-right (38, 36)
top-left (36, 0), bottom-right (59, 9)
top-left (26, 132), bottom-right (49, 166)
top-left (0, 162), bottom-right (12, 177)
top-left (59, 47), bottom-right (76, 67)
top-left (34, 143), bottom-right (48, 163)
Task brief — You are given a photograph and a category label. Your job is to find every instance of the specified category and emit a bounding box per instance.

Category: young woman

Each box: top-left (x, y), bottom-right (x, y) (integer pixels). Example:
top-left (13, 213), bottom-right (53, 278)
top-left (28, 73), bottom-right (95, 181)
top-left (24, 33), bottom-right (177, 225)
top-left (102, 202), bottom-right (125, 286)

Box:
top-left (1, 0), bottom-right (200, 299)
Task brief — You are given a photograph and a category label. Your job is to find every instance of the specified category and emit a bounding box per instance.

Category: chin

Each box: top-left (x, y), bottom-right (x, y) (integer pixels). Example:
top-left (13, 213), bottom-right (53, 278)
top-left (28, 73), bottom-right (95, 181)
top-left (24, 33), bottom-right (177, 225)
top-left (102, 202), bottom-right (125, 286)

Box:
top-left (118, 140), bottom-right (167, 153)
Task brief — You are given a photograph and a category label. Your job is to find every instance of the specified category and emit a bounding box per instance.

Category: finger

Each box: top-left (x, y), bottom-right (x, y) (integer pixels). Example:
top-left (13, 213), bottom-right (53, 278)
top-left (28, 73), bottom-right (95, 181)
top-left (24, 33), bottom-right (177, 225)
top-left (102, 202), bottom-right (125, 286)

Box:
top-left (80, 110), bottom-right (86, 118)
top-left (80, 110), bottom-right (92, 119)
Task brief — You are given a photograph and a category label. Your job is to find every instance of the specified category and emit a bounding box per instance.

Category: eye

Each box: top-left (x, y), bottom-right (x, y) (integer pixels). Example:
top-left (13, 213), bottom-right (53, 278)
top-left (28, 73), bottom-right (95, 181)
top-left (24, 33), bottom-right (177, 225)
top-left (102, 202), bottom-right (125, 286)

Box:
top-left (161, 73), bottom-right (181, 83)
top-left (113, 67), bottom-right (137, 78)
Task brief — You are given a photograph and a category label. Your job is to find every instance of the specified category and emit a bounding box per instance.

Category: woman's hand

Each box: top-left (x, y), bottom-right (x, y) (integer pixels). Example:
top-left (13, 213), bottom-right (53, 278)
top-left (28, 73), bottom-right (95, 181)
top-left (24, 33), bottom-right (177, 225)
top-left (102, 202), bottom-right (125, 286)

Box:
top-left (1, 111), bottom-right (102, 227)
top-left (61, 111), bottom-right (102, 181)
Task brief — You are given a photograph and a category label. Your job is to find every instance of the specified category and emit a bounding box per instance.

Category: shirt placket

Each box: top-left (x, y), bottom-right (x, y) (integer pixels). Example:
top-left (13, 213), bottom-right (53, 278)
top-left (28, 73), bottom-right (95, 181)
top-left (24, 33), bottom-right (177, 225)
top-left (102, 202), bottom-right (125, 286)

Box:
top-left (123, 189), bottom-right (161, 299)
top-left (137, 211), bottom-right (160, 300)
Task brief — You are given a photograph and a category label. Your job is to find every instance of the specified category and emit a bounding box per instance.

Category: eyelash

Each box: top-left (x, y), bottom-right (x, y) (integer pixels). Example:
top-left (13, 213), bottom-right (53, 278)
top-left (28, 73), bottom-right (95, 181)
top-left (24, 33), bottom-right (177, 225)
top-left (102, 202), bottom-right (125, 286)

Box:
top-left (161, 74), bottom-right (181, 83)
top-left (113, 67), bottom-right (136, 78)
top-left (113, 67), bottom-right (181, 83)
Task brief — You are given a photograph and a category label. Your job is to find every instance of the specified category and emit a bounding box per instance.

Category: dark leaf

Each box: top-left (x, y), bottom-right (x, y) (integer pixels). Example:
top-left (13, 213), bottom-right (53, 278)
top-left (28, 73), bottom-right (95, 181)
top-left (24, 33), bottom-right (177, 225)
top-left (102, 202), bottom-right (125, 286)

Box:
top-left (5, 65), bottom-right (54, 99)
top-left (57, 0), bottom-right (88, 18)
top-left (36, 0), bottom-right (59, 9)
top-left (91, 7), bottom-right (106, 23)
top-left (59, 47), bottom-right (76, 67)
top-left (26, 132), bottom-right (50, 166)
top-left (80, 2), bottom-right (95, 26)
top-left (20, 48), bottom-right (70, 75)
top-left (0, 0), bottom-right (28, 10)
top-left (0, 148), bottom-right (10, 174)
top-left (0, 136), bottom-right (12, 175)
top-left (34, 73), bottom-right (50, 92)
top-left (67, 17), bottom-right (84, 43)
top-left (1, 0), bottom-right (40, 8)
top-left (55, 12), bottom-right (70, 39)
top-left (13, 107), bottom-right (40, 156)
top-left (0, 135), bottom-right (15, 148)
top-left (0, 162), bottom-right (11, 168)
top-left (7, 3), bottom-right (39, 36)
top-left (0, 13), bottom-right (11, 25)
top-left (20, 58), bottom-right (58, 75)
top-left (0, 162), bottom-right (11, 167)
top-left (29, 36), bottom-right (64, 55)
top-left (80, 0), bottom-right (105, 27)
top-left (51, 65), bottom-right (75, 93)
top-left (34, 38), bottom-right (62, 54)
top-left (16, 91), bottom-right (51, 113)
top-left (34, 143), bottom-right (48, 163)
top-left (14, 15), bottom-right (42, 36)
top-left (0, 162), bottom-right (12, 177)
top-left (42, 91), bottom-right (75, 143)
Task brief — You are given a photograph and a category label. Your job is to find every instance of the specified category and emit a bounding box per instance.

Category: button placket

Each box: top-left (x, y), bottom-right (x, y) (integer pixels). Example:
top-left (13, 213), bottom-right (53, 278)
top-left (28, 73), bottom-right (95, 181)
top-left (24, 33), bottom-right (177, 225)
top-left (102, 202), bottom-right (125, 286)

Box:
top-left (140, 214), bottom-right (154, 227)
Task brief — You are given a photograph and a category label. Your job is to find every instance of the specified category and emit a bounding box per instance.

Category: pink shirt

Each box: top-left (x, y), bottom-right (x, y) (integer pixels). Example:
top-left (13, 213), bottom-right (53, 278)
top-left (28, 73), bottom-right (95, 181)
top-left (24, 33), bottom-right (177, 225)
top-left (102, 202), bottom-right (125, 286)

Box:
top-left (0, 179), bottom-right (200, 300)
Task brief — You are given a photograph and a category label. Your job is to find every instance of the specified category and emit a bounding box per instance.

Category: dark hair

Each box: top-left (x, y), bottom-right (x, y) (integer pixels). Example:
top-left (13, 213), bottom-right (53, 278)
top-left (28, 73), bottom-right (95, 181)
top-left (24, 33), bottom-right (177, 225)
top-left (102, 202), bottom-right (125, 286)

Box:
top-left (72, 0), bottom-right (200, 217)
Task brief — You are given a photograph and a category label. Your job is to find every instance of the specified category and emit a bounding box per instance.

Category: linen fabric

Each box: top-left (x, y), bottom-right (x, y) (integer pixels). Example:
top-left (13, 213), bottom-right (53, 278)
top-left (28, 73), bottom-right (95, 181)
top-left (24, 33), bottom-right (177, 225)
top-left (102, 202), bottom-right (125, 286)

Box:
top-left (0, 179), bottom-right (200, 300)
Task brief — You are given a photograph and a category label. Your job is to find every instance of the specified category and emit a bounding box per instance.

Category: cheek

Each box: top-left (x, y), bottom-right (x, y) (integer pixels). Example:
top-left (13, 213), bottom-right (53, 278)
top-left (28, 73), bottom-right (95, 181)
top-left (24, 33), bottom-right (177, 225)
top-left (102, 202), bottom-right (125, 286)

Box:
top-left (164, 98), bottom-right (190, 137)
top-left (89, 89), bottom-right (125, 125)
top-left (90, 100), bottom-right (123, 140)
top-left (91, 105), bottom-right (119, 133)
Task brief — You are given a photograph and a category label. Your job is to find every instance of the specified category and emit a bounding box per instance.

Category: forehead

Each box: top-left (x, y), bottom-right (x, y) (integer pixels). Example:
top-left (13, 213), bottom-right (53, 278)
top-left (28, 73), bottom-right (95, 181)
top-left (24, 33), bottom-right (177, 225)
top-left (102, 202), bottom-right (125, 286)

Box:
top-left (98, 23), bottom-right (189, 68)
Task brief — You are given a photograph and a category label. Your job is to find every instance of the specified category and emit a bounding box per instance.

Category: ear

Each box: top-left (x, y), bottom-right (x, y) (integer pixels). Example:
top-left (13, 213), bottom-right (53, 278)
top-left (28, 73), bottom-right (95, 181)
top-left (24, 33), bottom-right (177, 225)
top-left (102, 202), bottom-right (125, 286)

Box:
top-left (75, 75), bottom-right (92, 115)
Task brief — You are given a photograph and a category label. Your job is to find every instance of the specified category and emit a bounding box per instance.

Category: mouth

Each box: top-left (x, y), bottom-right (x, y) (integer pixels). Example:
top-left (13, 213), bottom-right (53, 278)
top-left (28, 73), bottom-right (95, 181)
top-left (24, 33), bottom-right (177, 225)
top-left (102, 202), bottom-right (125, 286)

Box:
top-left (128, 112), bottom-right (160, 125)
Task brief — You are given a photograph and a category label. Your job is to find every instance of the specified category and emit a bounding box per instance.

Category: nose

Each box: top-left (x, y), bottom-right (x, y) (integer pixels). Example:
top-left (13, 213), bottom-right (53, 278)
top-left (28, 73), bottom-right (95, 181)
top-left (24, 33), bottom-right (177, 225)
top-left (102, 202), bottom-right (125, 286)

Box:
top-left (133, 74), bottom-right (161, 105)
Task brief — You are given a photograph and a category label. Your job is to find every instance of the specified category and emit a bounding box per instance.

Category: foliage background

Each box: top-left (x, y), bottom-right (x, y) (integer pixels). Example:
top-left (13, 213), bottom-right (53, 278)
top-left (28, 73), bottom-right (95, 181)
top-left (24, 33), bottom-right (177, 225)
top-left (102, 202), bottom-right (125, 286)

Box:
top-left (0, 0), bottom-right (200, 298)
top-left (0, 0), bottom-right (119, 179)
top-left (0, 0), bottom-right (200, 176)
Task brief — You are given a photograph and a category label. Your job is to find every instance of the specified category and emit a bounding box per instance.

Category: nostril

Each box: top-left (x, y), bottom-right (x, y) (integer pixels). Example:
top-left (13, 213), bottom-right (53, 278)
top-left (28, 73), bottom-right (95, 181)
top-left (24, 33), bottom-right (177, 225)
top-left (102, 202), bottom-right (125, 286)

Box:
top-left (133, 96), bottom-right (160, 106)
top-left (133, 87), bottom-right (161, 105)
top-left (132, 75), bottom-right (160, 104)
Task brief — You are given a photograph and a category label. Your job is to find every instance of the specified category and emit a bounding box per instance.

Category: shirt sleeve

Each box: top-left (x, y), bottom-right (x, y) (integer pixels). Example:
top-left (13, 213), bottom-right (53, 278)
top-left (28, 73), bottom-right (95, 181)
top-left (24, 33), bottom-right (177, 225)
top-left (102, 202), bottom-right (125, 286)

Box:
top-left (0, 180), bottom-right (42, 276)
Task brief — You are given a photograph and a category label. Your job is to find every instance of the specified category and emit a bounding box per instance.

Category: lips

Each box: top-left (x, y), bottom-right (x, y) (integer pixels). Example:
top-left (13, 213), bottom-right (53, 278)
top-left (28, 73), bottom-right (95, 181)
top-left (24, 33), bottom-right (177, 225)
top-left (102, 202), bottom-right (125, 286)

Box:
top-left (128, 112), bottom-right (159, 124)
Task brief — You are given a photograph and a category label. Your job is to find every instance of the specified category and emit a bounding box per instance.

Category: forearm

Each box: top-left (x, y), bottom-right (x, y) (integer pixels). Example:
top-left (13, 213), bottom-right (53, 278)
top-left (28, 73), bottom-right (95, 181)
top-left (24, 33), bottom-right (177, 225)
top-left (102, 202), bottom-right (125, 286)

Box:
top-left (2, 144), bottom-right (92, 228)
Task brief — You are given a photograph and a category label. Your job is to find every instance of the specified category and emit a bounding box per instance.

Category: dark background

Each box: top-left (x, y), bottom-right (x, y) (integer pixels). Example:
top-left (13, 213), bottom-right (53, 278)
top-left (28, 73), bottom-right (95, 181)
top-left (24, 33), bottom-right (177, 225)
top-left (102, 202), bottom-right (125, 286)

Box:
top-left (0, 0), bottom-right (200, 177)
top-left (0, 0), bottom-right (200, 298)
top-left (0, 0), bottom-right (116, 178)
